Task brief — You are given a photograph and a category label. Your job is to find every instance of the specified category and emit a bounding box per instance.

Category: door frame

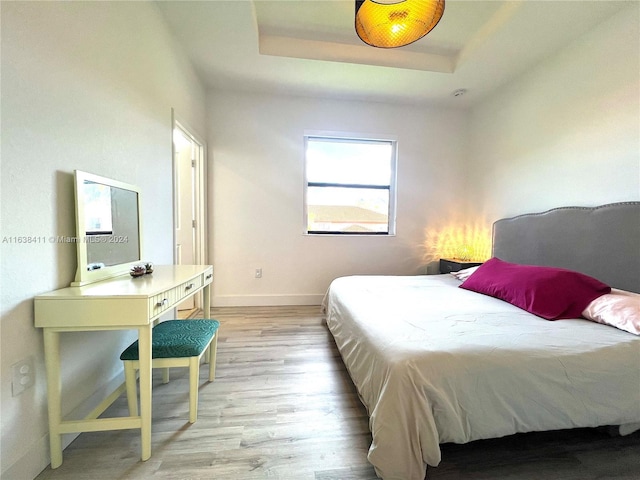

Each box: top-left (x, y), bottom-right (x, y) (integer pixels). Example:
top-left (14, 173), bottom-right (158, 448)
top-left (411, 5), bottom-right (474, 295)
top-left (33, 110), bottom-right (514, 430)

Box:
top-left (171, 109), bottom-right (207, 310)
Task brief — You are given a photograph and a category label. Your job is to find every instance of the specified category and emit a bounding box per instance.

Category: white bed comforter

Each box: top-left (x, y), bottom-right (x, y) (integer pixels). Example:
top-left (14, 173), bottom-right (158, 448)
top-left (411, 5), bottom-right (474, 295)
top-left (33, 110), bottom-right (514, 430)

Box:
top-left (324, 275), bottom-right (640, 480)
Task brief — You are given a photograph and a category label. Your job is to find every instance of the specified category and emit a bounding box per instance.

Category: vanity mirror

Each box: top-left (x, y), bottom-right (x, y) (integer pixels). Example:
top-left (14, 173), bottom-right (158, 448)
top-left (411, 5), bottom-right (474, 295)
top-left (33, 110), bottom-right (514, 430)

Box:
top-left (72, 170), bottom-right (143, 286)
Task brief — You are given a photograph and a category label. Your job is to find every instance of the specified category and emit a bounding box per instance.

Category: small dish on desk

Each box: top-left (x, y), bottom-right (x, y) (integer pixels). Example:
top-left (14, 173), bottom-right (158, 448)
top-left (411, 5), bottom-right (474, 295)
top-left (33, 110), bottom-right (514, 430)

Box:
top-left (130, 265), bottom-right (146, 277)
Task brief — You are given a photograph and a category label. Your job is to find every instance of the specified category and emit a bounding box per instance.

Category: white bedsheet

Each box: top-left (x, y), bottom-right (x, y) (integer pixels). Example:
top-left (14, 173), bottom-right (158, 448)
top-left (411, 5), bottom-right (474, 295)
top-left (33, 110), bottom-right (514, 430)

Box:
top-left (324, 275), bottom-right (640, 480)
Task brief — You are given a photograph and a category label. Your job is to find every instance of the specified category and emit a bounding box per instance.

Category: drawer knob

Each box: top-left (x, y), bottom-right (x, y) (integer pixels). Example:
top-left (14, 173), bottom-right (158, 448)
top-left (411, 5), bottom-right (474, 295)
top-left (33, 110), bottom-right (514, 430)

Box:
top-left (206, 274), bottom-right (212, 280)
top-left (156, 298), bottom-right (169, 307)
top-left (185, 283), bottom-right (194, 291)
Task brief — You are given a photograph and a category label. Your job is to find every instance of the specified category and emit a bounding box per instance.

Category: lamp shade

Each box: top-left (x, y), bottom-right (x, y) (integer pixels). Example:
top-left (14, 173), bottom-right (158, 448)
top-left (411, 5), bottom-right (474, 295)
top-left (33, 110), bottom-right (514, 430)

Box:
top-left (355, 0), bottom-right (445, 48)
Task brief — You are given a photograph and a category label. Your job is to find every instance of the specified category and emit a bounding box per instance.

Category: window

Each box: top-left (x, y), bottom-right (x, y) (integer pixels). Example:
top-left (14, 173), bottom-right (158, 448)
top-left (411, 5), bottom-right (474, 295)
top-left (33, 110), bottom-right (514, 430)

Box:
top-left (304, 134), bottom-right (397, 235)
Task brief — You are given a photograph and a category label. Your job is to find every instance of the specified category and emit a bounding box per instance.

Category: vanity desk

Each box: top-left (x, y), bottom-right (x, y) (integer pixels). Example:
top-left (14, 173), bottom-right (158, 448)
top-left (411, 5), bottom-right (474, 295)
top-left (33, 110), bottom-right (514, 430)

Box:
top-left (34, 264), bottom-right (213, 468)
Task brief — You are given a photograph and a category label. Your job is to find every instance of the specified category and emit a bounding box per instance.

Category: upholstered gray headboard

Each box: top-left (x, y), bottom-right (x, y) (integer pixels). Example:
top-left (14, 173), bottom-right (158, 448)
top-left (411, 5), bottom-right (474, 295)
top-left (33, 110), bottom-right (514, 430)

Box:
top-left (492, 202), bottom-right (640, 293)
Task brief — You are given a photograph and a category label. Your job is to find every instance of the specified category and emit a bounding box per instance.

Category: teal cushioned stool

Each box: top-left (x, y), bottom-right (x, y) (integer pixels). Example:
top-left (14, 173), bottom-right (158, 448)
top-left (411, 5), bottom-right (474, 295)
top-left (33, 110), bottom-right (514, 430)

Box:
top-left (120, 319), bottom-right (220, 423)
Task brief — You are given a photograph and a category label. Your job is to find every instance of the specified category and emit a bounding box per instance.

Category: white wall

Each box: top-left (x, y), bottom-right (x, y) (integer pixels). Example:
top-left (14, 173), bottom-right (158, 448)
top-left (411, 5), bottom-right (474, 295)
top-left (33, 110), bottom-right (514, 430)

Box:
top-left (467, 4), bottom-right (640, 223)
top-left (208, 91), bottom-right (468, 305)
top-left (0, 2), bottom-right (206, 478)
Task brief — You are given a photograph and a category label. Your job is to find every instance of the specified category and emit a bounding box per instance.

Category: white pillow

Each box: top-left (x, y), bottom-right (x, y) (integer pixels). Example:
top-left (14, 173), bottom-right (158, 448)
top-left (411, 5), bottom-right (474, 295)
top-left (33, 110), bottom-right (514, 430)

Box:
top-left (450, 265), bottom-right (480, 281)
top-left (582, 288), bottom-right (640, 335)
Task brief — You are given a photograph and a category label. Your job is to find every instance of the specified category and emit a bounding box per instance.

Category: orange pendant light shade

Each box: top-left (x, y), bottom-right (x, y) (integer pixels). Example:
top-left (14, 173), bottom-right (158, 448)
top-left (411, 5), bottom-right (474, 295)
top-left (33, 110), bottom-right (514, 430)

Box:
top-left (355, 0), bottom-right (445, 48)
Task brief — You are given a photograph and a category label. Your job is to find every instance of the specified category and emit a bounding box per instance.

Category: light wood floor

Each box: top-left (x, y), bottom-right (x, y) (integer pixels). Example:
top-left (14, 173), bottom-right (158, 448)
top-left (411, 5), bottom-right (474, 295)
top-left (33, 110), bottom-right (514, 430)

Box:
top-left (35, 306), bottom-right (640, 480)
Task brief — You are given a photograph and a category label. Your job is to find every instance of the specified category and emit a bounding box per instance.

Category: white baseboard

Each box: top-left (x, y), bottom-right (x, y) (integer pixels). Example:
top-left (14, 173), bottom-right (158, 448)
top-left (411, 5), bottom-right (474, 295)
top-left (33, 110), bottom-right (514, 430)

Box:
top-left (2, 372), bottom-right (125, 480)
top-left (1, 435), bottom-right (51, 480)
top-left (212, 293), bottom-right (325, 307)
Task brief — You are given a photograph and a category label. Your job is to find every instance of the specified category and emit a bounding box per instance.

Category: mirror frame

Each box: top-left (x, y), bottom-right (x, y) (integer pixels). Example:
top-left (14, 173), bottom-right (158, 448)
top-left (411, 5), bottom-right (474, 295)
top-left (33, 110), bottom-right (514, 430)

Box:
top-left (71, 170), bottom-right (144, 286)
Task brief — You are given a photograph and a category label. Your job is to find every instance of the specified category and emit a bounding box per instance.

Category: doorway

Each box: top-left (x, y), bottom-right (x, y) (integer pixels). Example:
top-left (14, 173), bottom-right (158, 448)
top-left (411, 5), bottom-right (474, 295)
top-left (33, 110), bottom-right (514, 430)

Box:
top-left (172, 114), bottom-right (206, 314)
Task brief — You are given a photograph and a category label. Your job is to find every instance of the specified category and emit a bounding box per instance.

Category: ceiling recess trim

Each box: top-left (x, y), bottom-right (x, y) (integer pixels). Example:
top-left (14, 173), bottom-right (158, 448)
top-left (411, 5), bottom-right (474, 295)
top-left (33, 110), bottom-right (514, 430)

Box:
top-left (259, 34), bottom-right (455, 73)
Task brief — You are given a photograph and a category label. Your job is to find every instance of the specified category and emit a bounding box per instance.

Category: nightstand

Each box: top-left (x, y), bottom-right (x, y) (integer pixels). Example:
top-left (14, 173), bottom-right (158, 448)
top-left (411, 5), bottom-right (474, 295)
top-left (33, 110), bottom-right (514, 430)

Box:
top-left (439, 258), bottom-right (483, 274)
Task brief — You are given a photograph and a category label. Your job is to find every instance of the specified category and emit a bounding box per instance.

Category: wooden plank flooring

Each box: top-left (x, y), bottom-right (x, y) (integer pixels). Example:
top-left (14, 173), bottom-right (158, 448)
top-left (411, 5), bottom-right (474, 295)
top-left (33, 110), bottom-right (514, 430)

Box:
top-left (35, 306), bottom-right (640, 480)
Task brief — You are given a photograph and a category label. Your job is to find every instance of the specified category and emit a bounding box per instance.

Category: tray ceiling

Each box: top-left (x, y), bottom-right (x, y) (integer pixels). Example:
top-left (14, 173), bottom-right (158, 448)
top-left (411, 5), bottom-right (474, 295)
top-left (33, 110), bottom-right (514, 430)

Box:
top-left (156, 1), bottom-right (631, 107)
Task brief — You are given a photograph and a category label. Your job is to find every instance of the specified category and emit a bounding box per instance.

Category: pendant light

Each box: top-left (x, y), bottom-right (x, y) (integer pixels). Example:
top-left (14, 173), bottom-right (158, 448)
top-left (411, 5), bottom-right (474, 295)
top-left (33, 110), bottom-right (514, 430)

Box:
top-left (355, 0), bottom-right (445, 48)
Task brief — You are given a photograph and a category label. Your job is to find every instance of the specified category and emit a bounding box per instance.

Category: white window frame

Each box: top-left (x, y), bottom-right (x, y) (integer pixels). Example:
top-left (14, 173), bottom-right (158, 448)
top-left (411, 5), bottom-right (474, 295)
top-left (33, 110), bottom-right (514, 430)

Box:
top-left (303, 131), bottom-right (398, 236)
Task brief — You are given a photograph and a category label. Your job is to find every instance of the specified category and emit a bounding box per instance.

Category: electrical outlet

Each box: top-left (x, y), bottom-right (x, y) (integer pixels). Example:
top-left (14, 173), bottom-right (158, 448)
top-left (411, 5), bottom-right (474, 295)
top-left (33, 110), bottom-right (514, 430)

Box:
top-left (12, 356), bottom-right (35, 396)
top-left (255, 268), bottom-right (262, 279)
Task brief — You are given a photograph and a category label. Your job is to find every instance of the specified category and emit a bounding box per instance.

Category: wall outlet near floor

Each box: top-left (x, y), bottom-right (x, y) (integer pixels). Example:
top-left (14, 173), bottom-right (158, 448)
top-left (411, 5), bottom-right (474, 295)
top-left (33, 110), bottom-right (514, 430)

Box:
top-left (255, 268), bottom-right (262, 279)
top-left (12, 356), bottom-right (35, 396)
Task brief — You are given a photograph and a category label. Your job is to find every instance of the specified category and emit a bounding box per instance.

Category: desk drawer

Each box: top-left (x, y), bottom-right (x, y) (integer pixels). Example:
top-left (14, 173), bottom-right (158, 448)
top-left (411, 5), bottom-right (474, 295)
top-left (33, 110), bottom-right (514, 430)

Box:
top-left (150, 290), bottom-right (174, 316)
top-left (147, 269), bottom-right (211, 318)
top-left (176, 275), bottom-right (203, 302)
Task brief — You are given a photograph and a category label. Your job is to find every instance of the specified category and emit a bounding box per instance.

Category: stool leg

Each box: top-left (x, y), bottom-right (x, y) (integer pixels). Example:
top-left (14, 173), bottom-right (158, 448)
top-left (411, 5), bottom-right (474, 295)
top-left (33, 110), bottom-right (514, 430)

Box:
top-left (208, 334), bottom-right (218, 382)
top-left (189, 357), bottom-right (200, 423)
top-left (161, 367), bottom-right (170, 384)
top-left (124, 361), bottom-right (139, 416)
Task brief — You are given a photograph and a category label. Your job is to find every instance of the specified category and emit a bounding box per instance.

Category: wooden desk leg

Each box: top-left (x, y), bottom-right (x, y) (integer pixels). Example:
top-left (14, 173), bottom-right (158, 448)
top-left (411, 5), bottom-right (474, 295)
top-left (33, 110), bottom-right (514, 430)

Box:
top-left (137, 325), bottom-right (152, 461)
top-left (203, 283), bottom-right (211, 318)
top-left (43, 329), bottom-right (63, 468)
top-left (202, 283), bottom-right (213, 363)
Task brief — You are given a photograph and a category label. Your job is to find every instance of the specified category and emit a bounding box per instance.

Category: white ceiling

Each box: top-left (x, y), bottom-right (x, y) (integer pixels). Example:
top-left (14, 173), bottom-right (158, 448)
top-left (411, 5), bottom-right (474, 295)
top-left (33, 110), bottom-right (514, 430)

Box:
top-left (156, 0), bottom-right (630, 107)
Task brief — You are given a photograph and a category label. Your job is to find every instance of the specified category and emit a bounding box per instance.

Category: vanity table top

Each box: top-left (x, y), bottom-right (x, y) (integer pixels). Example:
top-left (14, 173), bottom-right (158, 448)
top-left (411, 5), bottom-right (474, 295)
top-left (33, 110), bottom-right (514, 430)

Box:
top-left (34, 265), bottom-right (213, 329)
top-left (35, 265), bottom-right (213, 299)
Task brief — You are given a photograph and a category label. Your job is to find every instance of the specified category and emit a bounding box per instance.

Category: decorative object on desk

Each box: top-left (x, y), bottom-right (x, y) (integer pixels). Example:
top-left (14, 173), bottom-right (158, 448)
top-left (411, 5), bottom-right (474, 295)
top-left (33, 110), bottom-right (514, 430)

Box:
top-left (144, 262), bottom-right (153, 274)
top-left (130, 265), bottom-right (146, 277)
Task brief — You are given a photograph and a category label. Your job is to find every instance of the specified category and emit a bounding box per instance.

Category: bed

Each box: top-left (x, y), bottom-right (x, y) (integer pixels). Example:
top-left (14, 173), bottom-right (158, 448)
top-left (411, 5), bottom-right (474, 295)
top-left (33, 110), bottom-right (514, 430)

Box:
top-left (323, 202), bottom-right (640, 480)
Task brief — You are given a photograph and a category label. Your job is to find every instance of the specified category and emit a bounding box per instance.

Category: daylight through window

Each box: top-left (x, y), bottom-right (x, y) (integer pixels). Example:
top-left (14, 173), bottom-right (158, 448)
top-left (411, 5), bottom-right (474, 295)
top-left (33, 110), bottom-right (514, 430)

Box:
top-left (304, 135), bottom-right (397, 235)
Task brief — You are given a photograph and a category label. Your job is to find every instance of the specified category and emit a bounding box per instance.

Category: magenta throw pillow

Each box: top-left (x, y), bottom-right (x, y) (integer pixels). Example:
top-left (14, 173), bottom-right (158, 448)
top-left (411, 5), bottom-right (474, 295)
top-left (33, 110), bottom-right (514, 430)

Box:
top-left (459, 257), bottom-right (611, 320)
